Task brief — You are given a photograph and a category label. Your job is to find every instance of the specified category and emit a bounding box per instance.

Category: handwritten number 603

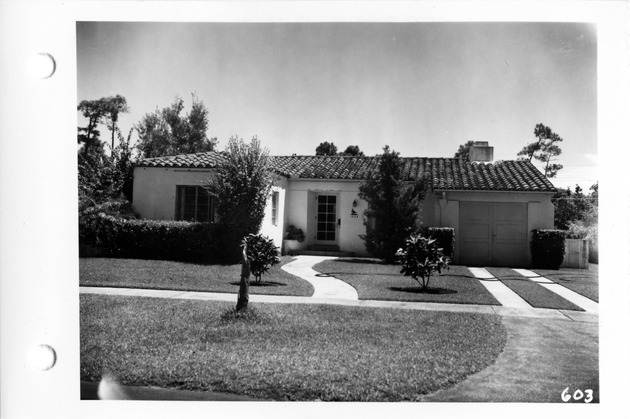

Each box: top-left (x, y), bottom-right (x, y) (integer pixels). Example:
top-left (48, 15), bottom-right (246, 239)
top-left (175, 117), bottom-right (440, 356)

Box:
top-left (561, 387), bottom-right (593, 403)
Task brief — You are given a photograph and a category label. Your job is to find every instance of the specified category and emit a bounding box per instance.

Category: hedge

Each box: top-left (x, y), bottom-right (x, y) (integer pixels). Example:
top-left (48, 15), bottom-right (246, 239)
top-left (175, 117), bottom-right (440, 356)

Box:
top-left (79, 212), bottom-right (228, 263)
top-left (531, 229), bottom-right (566, 269)
top-left (422, 227), bottom-right (455, 260)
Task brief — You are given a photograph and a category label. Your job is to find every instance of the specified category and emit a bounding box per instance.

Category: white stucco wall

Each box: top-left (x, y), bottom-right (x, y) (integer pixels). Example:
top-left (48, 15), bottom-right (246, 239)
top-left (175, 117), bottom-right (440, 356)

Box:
top-left (133, 168), bottom-right (288, 250)
top-left (285, 179), bottom-right (368, 255)
top-left (259, 176), bottom-right (288, 251)
top-left (133, 167), bottom-right (215, 220)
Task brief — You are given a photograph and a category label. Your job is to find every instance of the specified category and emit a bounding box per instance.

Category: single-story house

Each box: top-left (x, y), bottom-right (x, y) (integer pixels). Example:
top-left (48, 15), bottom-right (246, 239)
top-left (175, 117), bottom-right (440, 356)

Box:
top-left (132, 142), bottom-right (556, 267)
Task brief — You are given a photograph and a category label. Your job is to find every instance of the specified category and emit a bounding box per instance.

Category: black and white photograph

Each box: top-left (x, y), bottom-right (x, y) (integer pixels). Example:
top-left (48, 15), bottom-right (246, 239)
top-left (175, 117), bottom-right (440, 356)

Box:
top-left (1, 1), bottom-right (629, 418)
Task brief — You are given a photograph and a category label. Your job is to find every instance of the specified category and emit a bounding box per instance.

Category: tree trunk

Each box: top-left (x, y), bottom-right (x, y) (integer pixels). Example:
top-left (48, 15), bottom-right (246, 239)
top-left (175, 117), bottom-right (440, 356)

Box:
top-left (111, 121), bottom-right (116, 151)
top-left (236, 243), bottom-right (250, 312)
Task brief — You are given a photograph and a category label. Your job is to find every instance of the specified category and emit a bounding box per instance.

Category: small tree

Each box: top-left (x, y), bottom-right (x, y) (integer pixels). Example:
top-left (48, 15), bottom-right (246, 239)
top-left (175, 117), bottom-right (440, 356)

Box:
top-left (395, 234), bottom-right (449, 290)
top-left (454, 140), bottom-right (475, 160)
top-left (203, 136), bottom-right (274, 262)
top-left (340, 145), bottom-right (364, 156)
top-left (136, 94), bottom-right (217, 158)
top-left (78, 98), bottom-right (108, 157)
top-left (77, 95), bottom-right (130, 152)
top-left (358, 146), bottom-right (425, 263)
top-left (517, 123), bottom-right (564, 178)
top-left (103, 95), bottom-right (130, 150)
top-left (236, 237), bottom-right (251, 312)
top-left (315, 141), bottom-right (338, 156)
top-left (78, 126), bottom-right (137, 209)
top-left (244, 233), bottom-right (280, 284)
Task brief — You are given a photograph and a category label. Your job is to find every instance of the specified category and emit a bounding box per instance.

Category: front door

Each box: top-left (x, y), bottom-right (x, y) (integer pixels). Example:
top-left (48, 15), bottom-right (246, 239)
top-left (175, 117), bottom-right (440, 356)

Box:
top-left (315, 194), bottom-right (338, 245)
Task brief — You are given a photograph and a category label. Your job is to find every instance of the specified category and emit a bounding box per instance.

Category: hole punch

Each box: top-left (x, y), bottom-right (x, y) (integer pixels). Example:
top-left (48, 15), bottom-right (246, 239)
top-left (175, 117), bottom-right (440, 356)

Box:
top-left (29, 344), bottom-right (57, 371)
top-left (28, 53), bottom-right (56, 79)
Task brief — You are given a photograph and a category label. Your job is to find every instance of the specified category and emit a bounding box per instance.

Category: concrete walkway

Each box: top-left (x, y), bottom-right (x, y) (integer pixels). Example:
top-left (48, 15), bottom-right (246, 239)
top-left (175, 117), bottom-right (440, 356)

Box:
top-left (79, 255), bottom-right (598, 323)
top-left (79, 286), bottom-right (597, 323)
top-left (513, 268), bottom-right (599, 313)
top-left (280, 256), bottom-right (359, 300)
top-left (469, 267), bottom-right (534, 309)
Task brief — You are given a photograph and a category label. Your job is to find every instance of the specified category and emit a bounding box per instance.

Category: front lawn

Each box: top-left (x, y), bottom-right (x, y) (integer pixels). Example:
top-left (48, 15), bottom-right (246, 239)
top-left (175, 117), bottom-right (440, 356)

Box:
top-left (79, 257), bottom-right (314, 297)
top-left (313, 259), bottom-right (500, 305)
top-left (81, 294), bottom-right (507, 401)
top-left (533, 265), bottom-right (599, 302)
top-left (485, 267), bottom-right (584, 311)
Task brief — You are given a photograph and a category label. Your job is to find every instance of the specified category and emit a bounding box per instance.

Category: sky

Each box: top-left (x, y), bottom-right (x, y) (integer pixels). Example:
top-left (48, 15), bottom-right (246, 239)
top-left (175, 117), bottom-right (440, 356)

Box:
top-left (77, 21), bottom-right (598, 190)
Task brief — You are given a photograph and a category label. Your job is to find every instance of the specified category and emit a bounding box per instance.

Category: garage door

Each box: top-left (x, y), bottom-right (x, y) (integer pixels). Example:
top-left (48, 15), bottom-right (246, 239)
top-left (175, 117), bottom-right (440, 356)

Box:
top-left (459, 202), bottom-right (527, 267)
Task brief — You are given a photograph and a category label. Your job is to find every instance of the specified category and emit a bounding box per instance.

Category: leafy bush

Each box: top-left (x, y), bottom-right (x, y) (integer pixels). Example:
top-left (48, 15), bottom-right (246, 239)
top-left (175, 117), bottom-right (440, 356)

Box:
top-left (284, 225), bottom-right (305, 242)
top-left (566, 219), bottom-right (598, 264)
top-left (395, 234), bottom-right (450, 290)
top-left (79, 205), bottom-right (224, 263)
top-left (531, 229), bottom-right (566, 269)
top-left (423, 227), bottom-right (455, 260)
top-left (79, 199), bottom-right (136, 252)
top-left (244, 233), bottom-right (280, 283)
top-left (565, 223), bottom-right (588, 239)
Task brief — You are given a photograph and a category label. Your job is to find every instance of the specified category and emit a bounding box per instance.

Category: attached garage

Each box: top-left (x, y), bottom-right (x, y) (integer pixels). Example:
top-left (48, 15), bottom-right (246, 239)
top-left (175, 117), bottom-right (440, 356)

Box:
top-left (459, 202), bottom-right (528, 267)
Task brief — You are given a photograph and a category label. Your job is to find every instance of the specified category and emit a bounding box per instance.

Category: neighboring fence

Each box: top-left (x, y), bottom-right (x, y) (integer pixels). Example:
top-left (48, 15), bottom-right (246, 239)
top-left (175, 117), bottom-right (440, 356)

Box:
top-left (561, 238), bottom-right (589, 269)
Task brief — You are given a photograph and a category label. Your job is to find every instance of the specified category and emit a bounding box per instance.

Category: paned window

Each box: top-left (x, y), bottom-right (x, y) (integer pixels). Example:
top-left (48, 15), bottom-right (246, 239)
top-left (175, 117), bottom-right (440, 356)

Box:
top-left (176, 186), bottom-right (215, 222)
top-left (271, 191), bottom-right (279, 226)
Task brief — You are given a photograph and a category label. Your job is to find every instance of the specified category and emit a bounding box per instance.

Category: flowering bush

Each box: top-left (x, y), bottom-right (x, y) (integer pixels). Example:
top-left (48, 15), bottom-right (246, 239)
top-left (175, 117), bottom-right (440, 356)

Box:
top-left (422, 227), bottom-right (455, 260)
top-left (395, 234), bottom-right (450, 290)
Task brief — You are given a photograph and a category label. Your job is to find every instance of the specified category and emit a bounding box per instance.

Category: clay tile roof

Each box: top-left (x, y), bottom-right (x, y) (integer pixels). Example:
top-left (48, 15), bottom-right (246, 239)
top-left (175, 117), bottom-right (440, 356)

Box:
top-left (136, 151), bottom-right (226, 168)
top-left (136, 152), bottom-right (556, 193)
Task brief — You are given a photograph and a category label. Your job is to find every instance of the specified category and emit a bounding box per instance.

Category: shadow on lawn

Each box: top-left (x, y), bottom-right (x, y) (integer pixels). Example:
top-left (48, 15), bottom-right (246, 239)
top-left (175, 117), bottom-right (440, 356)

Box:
top-left (389, 286), bottom-right (458, 295)
top-left (316, 272), bottom-right (400, 279)
top-left (229, 281), bottom-right (287, 287)
top-left (333, 258), bottom-right (387, 265)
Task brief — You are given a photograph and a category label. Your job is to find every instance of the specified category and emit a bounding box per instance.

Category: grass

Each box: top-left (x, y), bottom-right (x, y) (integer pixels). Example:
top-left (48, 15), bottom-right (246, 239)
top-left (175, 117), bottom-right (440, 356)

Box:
top-left (485, 267), bottom-right (584, 311)
top-left (533, 265), bottom-right (599, 302)
top-left (79, 256), bottom-right (314, 297)
top-left (313, 259), bottom-right (500, 305)
top-left (81, 294), bottom-right (507, 401)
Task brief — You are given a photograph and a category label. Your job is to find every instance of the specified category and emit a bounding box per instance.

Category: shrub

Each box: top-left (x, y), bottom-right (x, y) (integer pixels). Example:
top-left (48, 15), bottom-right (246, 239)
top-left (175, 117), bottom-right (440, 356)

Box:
top-left (565, 222), bottom-right (588, 239)
top-left (284, 225), bottom-right (305, 242)
top-left (79, 207), bottom-right (225, 263)
top-left (566, 219), bottom-right (598, 264)
top-left (531, 229), bottom-right (566, 269)
top-left (423, 227), bottom-right (455, 260)
top-left (395, 234), bottom-right (450, 290)
top-left (114, 219), bottom-right (224, 263)
top-left (244, 233), bottom-right (281, 283)
top-left (78, 199), bottom-right (137, 253)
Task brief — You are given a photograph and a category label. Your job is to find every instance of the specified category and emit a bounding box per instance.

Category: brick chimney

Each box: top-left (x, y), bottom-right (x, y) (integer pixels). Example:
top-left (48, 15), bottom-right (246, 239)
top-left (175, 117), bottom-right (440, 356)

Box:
top-left (469, 141), bottom-right (494, 162)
